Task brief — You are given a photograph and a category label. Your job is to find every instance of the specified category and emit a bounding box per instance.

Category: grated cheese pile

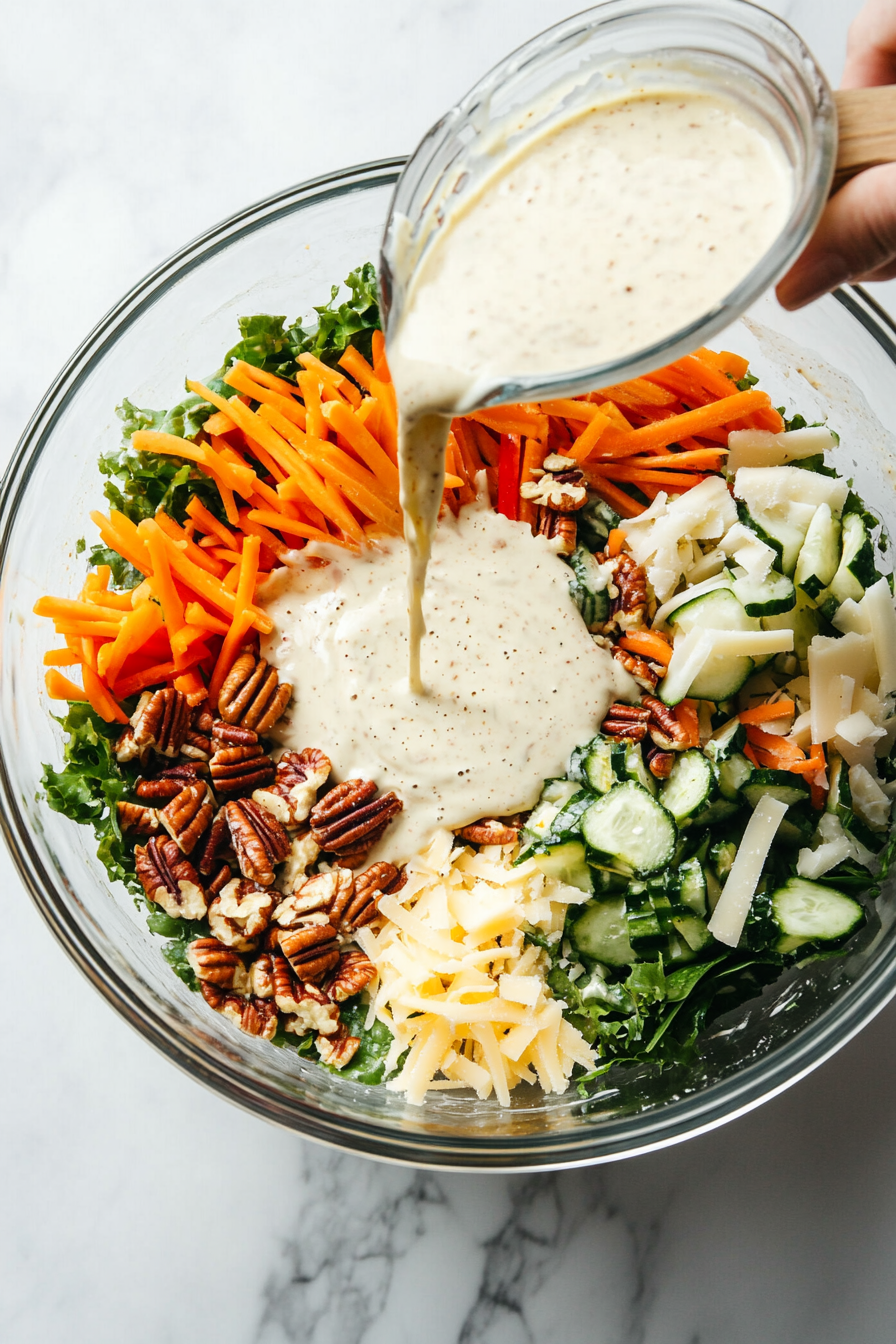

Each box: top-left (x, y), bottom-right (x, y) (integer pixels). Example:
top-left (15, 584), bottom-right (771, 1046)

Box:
top-left (353, 829), bottom-right (596, 1105)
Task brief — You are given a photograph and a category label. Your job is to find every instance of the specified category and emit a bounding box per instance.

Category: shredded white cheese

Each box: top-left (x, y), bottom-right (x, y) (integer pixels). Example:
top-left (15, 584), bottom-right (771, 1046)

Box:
top-left (355, 831), bottom-right (595, 1105)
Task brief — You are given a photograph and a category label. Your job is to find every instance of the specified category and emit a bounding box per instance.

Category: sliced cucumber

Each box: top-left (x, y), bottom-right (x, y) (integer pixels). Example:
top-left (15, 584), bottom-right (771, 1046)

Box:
top-left (668, 586), bottom-right (760, 637)
top-left (710, 839), bottom-right (738, 880)
top-left (690, 797), bottom-right (742, 827)
top-left (678, 855), bottom-right (708, 915)
top-left (704, 717), bottom-right (747, 763)
top-left (671, 910), bottom-right (715, 952)
top-left (581, 782), bottom-right (678, 875)
top-left (771, 876), bottom-right (864, 943)
top-left (567, 545), bottom-right (611, 629)
top-left (622, 741), bottom-right (657, 796)
top-left (741, 768), bottom-right (810, 810)
top-left (734, 467), bottom-right (848, 576)
top-left (794, 503), bottom-right (840, 600)
top-left (571, 898), bottom-right (635, 967)
top-left (531, 840), bottom-right (593, 894)
top-left (827, 512), bottom-right (877, 604)
top-left (660, 750), bottom-right (716, 822)
top-left (731, 568), bottom-right (796, 617)
top-left (762, 592), bottom-right (823, 662)
top-left (741, 505), bottom-right (810, 577)
top-left (582, 738), bottom-right (624, 795)
top-left (523, 778), bottom-right (582, 842)
top-left (718, 751), bottom-right (754, 801)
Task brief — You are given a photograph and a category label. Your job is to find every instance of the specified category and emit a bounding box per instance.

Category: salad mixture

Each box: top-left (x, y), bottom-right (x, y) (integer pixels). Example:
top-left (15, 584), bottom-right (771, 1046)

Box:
top-left (37, 266), bottom-right (896, 1103)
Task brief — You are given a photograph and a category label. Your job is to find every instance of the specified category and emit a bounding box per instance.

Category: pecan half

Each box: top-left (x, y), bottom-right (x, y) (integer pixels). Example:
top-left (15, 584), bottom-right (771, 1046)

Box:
top-left (187, 937), bottom-right (250, 993)
top-left (536, 508), bottom-right (576, 555)
top-left (600, 702), bottom-right (651, 742)
top-left (253, 748), bottom-right (331, 828)
top-left (520, 471), bottom-right (588, 512)
top-left (326, 948), bottom-right (376, 1003)
top-left (181, 729), bottom-right (212, 761)
top-left (272, 955), bottom-right (341, 1033)
top-left (273, 868), bottom-right (353, 927)
top-left (114, 727), bottom-right (147, 764)
top-left (278, 919), bottom-right (340, 984)
top-left (334, 861), bottom-right (406, 931)
top-left (225, 798), bottom-right (291, 885)
top-left (455, 818), bottom-right (521, 846)
top-left (131, 688), bottom-right (191, 757)
top-left (159, 782), bottom-right (214, 855)
top-left (207, 862), bottom-right (234, 897)
top-left (117, 801), bottom-right (160, 835)
top-left (209, 726), bottom-right (276, 796)
top-left (201, 983), bottom-right (279, 1039)
top-left (279, 830), bottom-right (322, 889)
top-left (249, 953), bottom-right (274, 998)
top-left (642, 694), bottom-right (689, 751)
top-left (196, 808), bottom-right (233, 877)
top-left (310, 781), bottom-right (403, 866)
top-left (218, 652), bottom-right (293, 733)
top-left (135, 837), bottom-right (207, 920)
top-left (208, 877), bottom-right (276, 952)
top-left (645, 743), bottom-right (675, 779)
top-left (612, 646), bottom-right (660, 691)
top-left (316, 1022), bottom-right (361, 1068)
top-left (136, 761), bottom-right (208, 802)
top-left (607, 553), bottom-right (648, 630)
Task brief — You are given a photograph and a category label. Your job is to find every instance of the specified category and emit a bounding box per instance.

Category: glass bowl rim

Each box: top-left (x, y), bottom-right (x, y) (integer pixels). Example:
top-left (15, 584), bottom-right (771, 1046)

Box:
top-left (4, 159), bottom-right (896, 1171)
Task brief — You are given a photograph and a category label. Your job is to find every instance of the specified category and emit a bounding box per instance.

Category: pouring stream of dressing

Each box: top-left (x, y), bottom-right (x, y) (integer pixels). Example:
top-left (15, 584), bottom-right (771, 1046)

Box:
top-left (386, 87), bottom-right (793, 688)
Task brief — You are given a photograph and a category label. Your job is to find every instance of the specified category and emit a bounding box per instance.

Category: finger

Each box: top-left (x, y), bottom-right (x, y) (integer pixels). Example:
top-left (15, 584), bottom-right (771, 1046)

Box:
top-left (776, 163), bottom-right (896, 309)
top-left (842, 0), bottom-right (896, 88)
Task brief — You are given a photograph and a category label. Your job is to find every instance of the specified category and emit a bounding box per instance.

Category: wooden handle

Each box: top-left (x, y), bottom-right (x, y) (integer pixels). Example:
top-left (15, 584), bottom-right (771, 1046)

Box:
top-left (834, 86), bottom-right (896, 190)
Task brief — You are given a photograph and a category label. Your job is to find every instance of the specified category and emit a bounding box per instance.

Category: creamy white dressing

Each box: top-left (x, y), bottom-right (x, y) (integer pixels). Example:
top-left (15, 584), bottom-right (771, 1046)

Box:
top-left (387, 88), bottom-right (794, 680)
top-left (261, 501), bottom-right (632, 862)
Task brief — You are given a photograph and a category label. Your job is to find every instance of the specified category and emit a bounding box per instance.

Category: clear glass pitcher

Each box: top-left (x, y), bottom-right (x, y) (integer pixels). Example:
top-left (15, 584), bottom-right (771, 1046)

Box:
top-left (379, 0), bottom-right (837, 412)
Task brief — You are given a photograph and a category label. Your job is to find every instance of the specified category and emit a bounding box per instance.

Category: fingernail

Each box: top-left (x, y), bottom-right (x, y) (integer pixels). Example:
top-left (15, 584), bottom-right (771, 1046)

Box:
top-left (776, 250), bottom-right (849, 310)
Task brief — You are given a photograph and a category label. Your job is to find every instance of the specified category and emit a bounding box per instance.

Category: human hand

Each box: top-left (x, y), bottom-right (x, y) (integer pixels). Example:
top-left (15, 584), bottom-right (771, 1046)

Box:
top-left (776, 0), bottom-right (896, 309)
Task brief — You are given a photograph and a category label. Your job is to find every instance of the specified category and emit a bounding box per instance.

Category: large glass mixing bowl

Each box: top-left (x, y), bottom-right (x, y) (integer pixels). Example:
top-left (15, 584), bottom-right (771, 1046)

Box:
top-left (3, 160), bottom-right (896, 1170)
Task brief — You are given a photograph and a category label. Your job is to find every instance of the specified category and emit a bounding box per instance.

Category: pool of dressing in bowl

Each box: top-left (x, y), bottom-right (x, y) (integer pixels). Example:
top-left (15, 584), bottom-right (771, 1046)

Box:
top-left (386, 87), bottom-right (794, 687)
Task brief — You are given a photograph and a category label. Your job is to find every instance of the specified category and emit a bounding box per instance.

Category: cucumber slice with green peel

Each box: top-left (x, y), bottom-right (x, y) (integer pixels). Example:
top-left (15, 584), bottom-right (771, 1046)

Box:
top-left (794, 503), bottom-right (840, 600)
top-left (580, 782), bottom-right (678, 875)
top-left (771, 876), bottom-right (864, 943)
top-left (704, 717), bottom-right (747, 763)
top-left (710, 839), bottom-right (738, 880)
top-left (622, 741), bottom-right (657, 796)
top-left (762, 592), bottom-right (823, 661)
top-left (734, 467), bottom-right (848, 576)
top-left (690, 797), bottom-right (742, 826)
top-left (566, 545), bottom-right (611, 629)
top-left (741, 506), bottom-right (808, 577)
top-left (668, 585), bottom-right (760, 636)
top-left (531, 841), bottom-right (593, 893)
top-left (582, 738), bottom-right (623, 794)
top-left (678, 856), bottom-right (707, 915)
top-left (718, 752), bottom-right (754, 800)
top-left (660, 750), bottom-right (716, 822)
top-left (827, 512), bottom-right (877, 604)
top-left (571, 898), bottom-right (635, 967)
top-left (731, 568), bottom-right (796, 617)
top-left (671, 911), bottom-right (715, 952)
top-left (741, 768), bottom-right (810, 809)
top-left (523, 779), bottom-right (582, 843)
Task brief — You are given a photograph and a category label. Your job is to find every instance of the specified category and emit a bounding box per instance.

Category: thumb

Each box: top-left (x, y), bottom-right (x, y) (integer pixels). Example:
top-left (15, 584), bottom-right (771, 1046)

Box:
top-left (776, 162), bottom-right (896, 309)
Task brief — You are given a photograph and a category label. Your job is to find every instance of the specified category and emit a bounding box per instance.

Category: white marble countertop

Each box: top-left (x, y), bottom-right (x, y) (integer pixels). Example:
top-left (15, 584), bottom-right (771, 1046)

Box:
top-left (4, 3), bottom-right (896, 1340)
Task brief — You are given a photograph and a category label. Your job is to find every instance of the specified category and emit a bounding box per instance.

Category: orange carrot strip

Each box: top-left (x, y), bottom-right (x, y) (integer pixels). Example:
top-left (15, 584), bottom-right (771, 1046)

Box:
top-left (85, 566), bottom-right (111, 592)
top-left (588, 477), bottom-right (646, 519)
top-left (113, 654), bottom-right (202, 699)
top-left (323, 399), bottom-right (400, 494)
top-left (184, 602), bottom-right (231, 636)
top-left (230, 362), bottom-right (303, 400)
top-left (470, 405), bottom-right (550, 440)
top-left (225, 363), bottom-right (308, 430)
top-left (788, 743), bottom-right (827, 777)
top-left (743, 742), bottom-right (761, 768)
top-left (309, 449), bottom-right (402, 532)
top-left (619, 630), bottom-right (673, 667)
top-left (674, 699), bottom-right (701, 749)
top-left (696, 347), bottom-right (750, 381)
top-left (208, 537), bottom-right (260, 709)
top-left (170, 624), bottom-right (213, 658)
top-left (298, 353), bottom-right (362, 408)
top-left (670, 354), bottom-right (736, 401)
top-left (153, 528), bottom-right (271, 633)
top-left (43, 648), bottom-right (81, 667)
top-left (97, 598), bottom-right (165, 684)
top-left (517, 438), bottom-right (548, 528)
top-left (371, 330), bottom-right (389, 381)
top-left (186, 380), bottom-right (297, 483)
top-left (45, 669), bottom-right (87, 701)
top-left (338, 345), bottom-right (376, 391)
top-left (297, 372), bottom-right (328, 440)
top-left (622, 448), bottom-right (728, 469)
top-left (537, 399), bottom-right (608, 421)
top-left (566, 411), bottom-right (612, 463)
top-left (34, 596), bottom-right (125, 623)
top-left (154, 511), bottom-right (227, 577)
top-left (130, 430), bottom-right (255, 496)
top-left (140, 519), bottom-right (190, 670)
top-left (276, 461), bottom-right (359, 539)
top-left (745, 725), bottom-right (806, 768)
top-left (590, 467), bottom-right (707, 489)
top-left (82, 664), bottom-right (128, 723)
top-left (596, 378), bottom-right (678, 409)
top-left (606, 528), bottom-right (626, 557)
top-left (594, 389), bottom-right (772, 457)
top-left (203, 410), bottom-right (237, 436)
top-left (246, 508), bottom-right (335, 544)
top-left (237, 511), bottom-right (293, 561)
top-left (739, 699), bottom-right (795, 726)
top-left (51, 620), bottom-right (124, 639)
top-left (185, 496), bottom-right (239, 550)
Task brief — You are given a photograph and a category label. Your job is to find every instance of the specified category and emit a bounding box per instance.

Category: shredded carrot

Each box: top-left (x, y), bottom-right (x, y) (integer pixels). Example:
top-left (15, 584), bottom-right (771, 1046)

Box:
top-left (225, 363), bottom-right (308, 431)
top-left (186, 496), bottom-right (239, 550)
top-left (43, 648), bottom-right (81, 667)
top-left (606, 528), bottom-right (626, 558)
top-left (591, 389), bottom-right (773, 458)
top-left (596, 378), bottom-right (678, 409)
top-left (323, 399), bottom-right (400, 495)
top-left (619, 630), bottom-right (673, 667)
top-left (185, 602), bottom-right (230, 635)
top-left (154, 510), bottom-right (227, 577)
top-left (51, 620), bottom-right (124, 639)
top-left (298, 352), bottom-right (362, 408)
top-left (739, 699), bottom-right (795, 726)
top-left (674, 699), bottom-right (701, 748)
top-left (745, 725), bottom-right (807, 770)
top-left (590, 466), bottom-right (706, 489)
top-left (588, 476), bottom-right (648, 519)
top-left (788, 743), bottom-right (827, 778)
top-left (470, 405), bottom-right (550, 440)
top-left (565, 410), bottom-right (613, 464)
top-left (96, 598), bottom-right (165, 685)
top-left (114, 656), bottom-right (200, 699)
top-left (45, 669), bottom-right (87, 701)
top-left (338, 345), bottom-right (375, 391)
top-left (208, 536), bottom-right (261, 710)
top-left (620, 448), bottom-right (728, 470)
top-left (743, 742), bottom-right (761, 768)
